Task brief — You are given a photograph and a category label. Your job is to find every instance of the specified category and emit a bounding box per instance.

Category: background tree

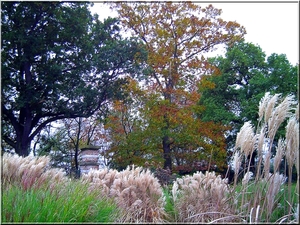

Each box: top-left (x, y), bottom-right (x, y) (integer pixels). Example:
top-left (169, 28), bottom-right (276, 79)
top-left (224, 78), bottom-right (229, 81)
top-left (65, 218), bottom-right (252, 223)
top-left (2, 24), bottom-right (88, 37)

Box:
top-left (198, 40), bottom-right (298, 174)
top-left (199, 41), bottom-right (298, 145)
top-left (1, 2), bottom-right (147, 156)
top-left (34, 123), bottom-right (74, 172)
top-left (108, 2), bottom-right (246, 170)
top-left (102, 77), bottom-right (163, 170)
top-left (34, 114), bottom-right (109, 175)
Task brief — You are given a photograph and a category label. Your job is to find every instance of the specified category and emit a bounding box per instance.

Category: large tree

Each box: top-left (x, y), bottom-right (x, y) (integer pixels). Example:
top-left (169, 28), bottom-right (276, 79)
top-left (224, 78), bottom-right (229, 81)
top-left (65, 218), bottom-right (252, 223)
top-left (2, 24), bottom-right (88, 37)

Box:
top-left (109, 2), bottom-right (246, 170)
top-left (198, 40), bottom-right (298, 150)
top-left (1, 2), bottom-right (147, 156)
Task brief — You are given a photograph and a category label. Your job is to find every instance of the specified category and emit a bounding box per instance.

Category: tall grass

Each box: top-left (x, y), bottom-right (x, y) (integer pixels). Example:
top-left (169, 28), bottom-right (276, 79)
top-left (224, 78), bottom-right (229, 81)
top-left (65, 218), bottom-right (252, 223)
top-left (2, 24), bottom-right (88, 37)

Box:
top-left (171, 171), bottom-right (239, 223)
top-left (2, 181), bottom-right (119, 222)
top-left (228, 92), bottom-right (299, 223)
top-left (82, 165), bottom-right (167, 223)
top-left (1, 153), bottom-right (120, 223)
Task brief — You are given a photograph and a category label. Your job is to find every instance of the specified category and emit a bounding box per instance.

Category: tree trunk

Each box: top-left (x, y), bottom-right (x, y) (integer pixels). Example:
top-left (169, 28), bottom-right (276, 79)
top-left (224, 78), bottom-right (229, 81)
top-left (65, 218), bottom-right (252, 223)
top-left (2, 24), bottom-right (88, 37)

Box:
top-left (15, 134), bottom-right (31, 157)
top-left (163, 135), bottom-right (172, 170)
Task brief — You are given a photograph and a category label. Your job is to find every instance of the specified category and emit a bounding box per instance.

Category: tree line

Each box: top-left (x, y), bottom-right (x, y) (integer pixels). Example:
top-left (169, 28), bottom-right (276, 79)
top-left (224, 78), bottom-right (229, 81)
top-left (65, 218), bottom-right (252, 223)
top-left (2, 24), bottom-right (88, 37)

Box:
top-left (1, 2), bottom-right (298, 178)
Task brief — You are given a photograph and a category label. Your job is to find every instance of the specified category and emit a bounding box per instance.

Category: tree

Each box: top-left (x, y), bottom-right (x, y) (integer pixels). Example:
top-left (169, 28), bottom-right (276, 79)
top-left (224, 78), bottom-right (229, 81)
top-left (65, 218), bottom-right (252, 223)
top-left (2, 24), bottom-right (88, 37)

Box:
top-left (1, 2), bottom-right (147, 156)
top-left (108, 2), bottom-right (246, 170)
top-left (102, 77), bottom-right (162, 170)
top-left (34, 123), bottom-right (74, 172)
top-left (198, 41), bottom-right (298, 168)
top-left (35, 114), bottom-right (109, 176)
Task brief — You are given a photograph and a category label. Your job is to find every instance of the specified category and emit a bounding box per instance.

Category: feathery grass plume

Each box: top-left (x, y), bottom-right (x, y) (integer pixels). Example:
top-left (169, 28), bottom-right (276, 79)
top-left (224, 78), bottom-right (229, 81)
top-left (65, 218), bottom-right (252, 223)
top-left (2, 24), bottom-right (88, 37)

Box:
top-left (264, 93), bottom-right (281, 125)
top-left (286, 116), bottom-right (298, 169)
top-left (173, 171), bottom-right (236, 223)
top-left (255, 126), bottom-right (267, 181)
top-left (2, 153), bottom-right (68, 191)
top-left (273, 138), bottom-right (286, 174)
top-left (81, 168), bottom-right (119, 196)
top-left (292, 104), bottom-right (299, 196)
top-left (256, 126), bottom-right (266, 157)
top-left (2, 153), bottom-right (48, 189)
top-left (267, 94), bottom-right (296, 142)
top-left (285, 114), bottom-right (299, 217)
top-left (109, 165), bottom-right (166, 223)
top-left (232, 152), bottom-right (241, 187)
top-left (171, 180), bottom-right (179, 203)
top-left (263, 94), bottom-right (296, 178)
top-left (38, 167), bottom-right (69, 191)
top-left (242, 171), bottom-right (253, 186)
top-left (258, 92), bottom-right (271, 124)
top-left (265, 173), bottom-right (286, 221)
top-left (2, 153), bottom-right (22, 186)
top-left (235, 121), bottom-right (255, 159)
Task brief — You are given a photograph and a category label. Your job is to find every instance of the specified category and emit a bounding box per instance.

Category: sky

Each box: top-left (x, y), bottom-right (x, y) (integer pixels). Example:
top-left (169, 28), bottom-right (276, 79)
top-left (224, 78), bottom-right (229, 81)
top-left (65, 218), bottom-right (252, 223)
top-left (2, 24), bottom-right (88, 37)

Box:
top-left (89, 1), bottom-right (299, 66)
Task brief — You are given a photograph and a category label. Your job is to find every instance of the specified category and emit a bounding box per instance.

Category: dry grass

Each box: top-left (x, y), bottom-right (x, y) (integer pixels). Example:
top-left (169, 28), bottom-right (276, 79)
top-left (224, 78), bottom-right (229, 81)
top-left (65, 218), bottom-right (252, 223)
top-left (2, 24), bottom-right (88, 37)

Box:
top-left (2, 153), bottom-right (68, 191)
top-left (231, 92), bottom-right (299, 223)
top-left (81, 167), bottom-right (119, 196)
top-left (171, 171), bottom-right (238, 223)
top-left (82, 165), bottom-right (166, 223)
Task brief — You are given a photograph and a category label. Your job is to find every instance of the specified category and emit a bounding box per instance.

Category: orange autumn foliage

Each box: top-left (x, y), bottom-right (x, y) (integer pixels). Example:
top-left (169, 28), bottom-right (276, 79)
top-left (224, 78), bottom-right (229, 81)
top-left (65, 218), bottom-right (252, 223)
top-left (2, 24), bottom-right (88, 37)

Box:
top-left (105, 2), bottom-right (245, 172)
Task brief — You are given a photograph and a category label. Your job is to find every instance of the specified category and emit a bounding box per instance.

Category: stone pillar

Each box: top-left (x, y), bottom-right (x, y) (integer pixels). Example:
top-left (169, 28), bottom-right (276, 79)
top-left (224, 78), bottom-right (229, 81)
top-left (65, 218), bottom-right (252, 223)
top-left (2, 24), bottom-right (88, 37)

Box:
top-left (78, 146), bottom-right (100, 174)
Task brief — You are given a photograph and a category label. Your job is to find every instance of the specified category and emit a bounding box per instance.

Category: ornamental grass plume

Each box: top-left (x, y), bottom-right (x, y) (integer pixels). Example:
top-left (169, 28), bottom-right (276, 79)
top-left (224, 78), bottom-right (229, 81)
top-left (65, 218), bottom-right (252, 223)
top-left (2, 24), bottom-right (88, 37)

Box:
top-left (2, 153), bottom-right (68, 191)
top-left (285, 107), bottom-right (299, 216)
top-left (255, 126), bottom-right (267, 181)
top-left (265, 173), bottom-right (286, 221)
top-left (232, 151), bottom-right (241, 187)
top-left (109, 165), bottom-right (166, 223)
top-left (267, 94), bottom-right (296, 142)
top-left (286, 116), bottom-right (298, 171)
top-left (232, 92), bottom-right (298, 223)
top-left (81, 168), bottom-right (119, 196)
top-left (234, 121), bottom-right (256, 187)
top-left (172, 171), bottom-right (237, 223)
top-left (258, 91), bottom-right (271, 123)
top-left (258, 93), bottom-right (297, 178)
top-left (235, 121), bottom-right (255, 159)
top-left (273, 138), bottom-right (285, 173)
top-left (263, 93), bottom-right (281, 125)
top-left (2, 153), bottom-right (49, 187)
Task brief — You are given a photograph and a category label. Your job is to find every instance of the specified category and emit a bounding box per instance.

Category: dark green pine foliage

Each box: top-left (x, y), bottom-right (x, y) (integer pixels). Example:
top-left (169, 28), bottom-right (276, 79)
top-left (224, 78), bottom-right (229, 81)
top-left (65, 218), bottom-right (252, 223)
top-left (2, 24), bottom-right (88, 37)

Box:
top-left (1, 2), bottom-right (147, 156)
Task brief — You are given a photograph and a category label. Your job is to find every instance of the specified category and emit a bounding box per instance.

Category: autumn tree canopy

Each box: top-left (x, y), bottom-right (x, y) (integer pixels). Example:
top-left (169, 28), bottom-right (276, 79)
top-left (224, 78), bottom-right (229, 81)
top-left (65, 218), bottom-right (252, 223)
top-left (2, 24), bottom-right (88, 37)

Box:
top-left (107, 2), bottom-right (246, 171)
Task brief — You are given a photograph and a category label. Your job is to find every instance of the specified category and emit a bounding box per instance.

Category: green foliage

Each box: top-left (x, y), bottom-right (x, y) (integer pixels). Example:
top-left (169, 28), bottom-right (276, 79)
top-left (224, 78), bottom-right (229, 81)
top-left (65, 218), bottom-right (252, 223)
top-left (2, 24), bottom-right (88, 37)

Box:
top-left (162, 187), bottom-right (178, 222)
top-left (198, 40), bottom-right (298, 150)
top-left (1, 2), bottom-right (147, 156)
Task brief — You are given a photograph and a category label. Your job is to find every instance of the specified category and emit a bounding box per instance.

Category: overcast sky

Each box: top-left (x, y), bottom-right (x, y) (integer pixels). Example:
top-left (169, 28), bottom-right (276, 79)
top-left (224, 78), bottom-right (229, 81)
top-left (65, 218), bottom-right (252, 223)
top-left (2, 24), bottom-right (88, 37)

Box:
top-left (90, 2), bottom-right (299, 66)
